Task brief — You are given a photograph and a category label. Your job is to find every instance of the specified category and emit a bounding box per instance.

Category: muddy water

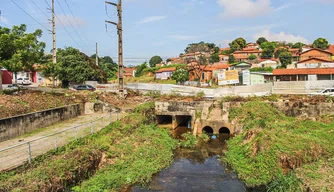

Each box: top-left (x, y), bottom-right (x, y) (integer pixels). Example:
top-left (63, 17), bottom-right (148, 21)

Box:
top-left (131, 127), bottom-right (248, 192)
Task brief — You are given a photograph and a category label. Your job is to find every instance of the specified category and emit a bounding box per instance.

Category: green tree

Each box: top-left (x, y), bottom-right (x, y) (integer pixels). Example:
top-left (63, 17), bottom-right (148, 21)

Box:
top-left (149, 55), bottom-right (163, 68)
top-left (248, 54), bottom-right (257, 60)
top-left (214, 46), bottom-right (220, 54)
top-left (89, 55), bottom-right (118, 79)
top-left (278, 51), bottom-right (292, 68)
top-left (229, 37), bottom-right (247, 52)
top-left (274, 47), bottom-right (288, 58)
top-left (134, 62), bottom-right (148, 77)
top-left (228, 54), bottom-right (236, 64)
top-left (171, 67), bottom-right (189, 84)
top-left (55, 47), bottom-right (105, 87)
top-left (312, 38), bottom-right (329, 49)
top-left (184, 41), bottom-right (216, 53)
top-left (261, 42), bottom-right (277, 59)
top-left (209, 53), bottom-right (220, 63)
top-left (256, 37), bottom-right (268, 45)
top-left (0, 24), bottom-right (46, 84)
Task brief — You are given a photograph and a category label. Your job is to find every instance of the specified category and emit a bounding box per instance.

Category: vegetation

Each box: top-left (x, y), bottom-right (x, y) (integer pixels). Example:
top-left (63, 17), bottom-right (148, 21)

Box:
top-left (0, 103), bottom-right (178, 192)
top-left (225, 102), bottom-right (334, 191)
top-left (229, 37), bottom-right (246, 52)
top-left (149, 55), bottom-right (163, 67)
top-left (184, 41), bottom-right (216, 53)
top-left (90, 55), bottom-right (118, 79)
top-left (312, 38), bottom-right (329, 49)
top-left (179, 133), bottom-right (199, 148)
top-left (134, 62), bottom-right (148, 77)
top-left (292, 42), bottom-right (305, 51)
top-left (0, 24), bottom-right (45, 83)
top-left (171, 67), bottom-right (189, 84)
top-left (279, 51), bottom-right (293, 68)
top-left (256, 37), bottom-right (268, 45)
top-left (248, 54), bottom-right (257, 60)
top-left (261, 42), bottom-right (277, 59)
top-left (209, 53), bottom-right (220, 63)
top-left (228, 54), bottom-right (236, 64)
top-left (249, 67), bottom-right (274, 73)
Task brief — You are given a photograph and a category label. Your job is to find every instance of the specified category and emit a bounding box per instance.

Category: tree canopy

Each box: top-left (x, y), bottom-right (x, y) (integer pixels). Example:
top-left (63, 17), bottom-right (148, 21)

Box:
top-left (229, 37), bottom-right (247, 52)
top-left (248, 54), bottom-right (257, 61)
top-left (278, 51), bottom-right (292, 68)
top-left (134, 62), bottom-right (148, 77)
top-left (228, 54), bottom-right (236, 64)
top-left (209, 53), bottom-right (220, 63)
top-left (0, 24), bottom-right (46, 82)
top-left (256, 37), bottom-right (268, 45)
top-left (171, 67), bottom-right (189, 84)
top-left (90, 55), bottom-right (118, 79)
top-left (260, 42), bottom-right (277, 59)
top-left (184, 41), bottom-right (216, 53)
top-left (274, 47), bottom-right (288, 58)
top-left (149, 55), bottom-right (163, 68)
top-left (312, 38), bottom-right (329, 50)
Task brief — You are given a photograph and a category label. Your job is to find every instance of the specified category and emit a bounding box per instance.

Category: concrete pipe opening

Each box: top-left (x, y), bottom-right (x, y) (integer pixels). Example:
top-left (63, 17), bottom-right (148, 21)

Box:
top-left (156, 115), bottom-right (173, 125)
top-left (202, 126), bottom-right (214, 135)
top-left (219, 127), bottom-right (230, 135)
top-left (175, 115), bottom-right (192, 127)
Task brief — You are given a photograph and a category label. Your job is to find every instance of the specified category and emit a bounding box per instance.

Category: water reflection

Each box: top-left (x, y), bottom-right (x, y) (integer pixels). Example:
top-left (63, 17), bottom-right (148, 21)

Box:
top-left (131, 132), bottom-right (246, 192)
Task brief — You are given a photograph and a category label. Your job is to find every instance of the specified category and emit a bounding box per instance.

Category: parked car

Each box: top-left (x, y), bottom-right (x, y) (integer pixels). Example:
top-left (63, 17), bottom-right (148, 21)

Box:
top-left (73, 85), bottom-right (96, 91)
top-left (310, 88), bottom-right (334, 96)
top-left (16, 77), bottom-right (31, 85)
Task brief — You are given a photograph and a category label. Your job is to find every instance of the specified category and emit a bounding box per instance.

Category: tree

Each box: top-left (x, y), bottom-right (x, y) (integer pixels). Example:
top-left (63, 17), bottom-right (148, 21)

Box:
top-left (213, 46), bottom-right (220, 54)
top-left (278, 51), bottom-right (292, 68)
top-left (54, 47), bottom-right (105, 87)
top-left (134, 62), bottom-right (148, 77)
top-left (166, 58), bottom-right (172, 62)
top-left (0, 24), bottom-right (46, 84)
top-left (248, 54), bottom-right (257, 60)
top-left (228, 54), bottom-right (236, 64)
top-left (149, 55), bottom-right (162, 68)
top-left (171, 67), bottom-right (189, 84)
top-left (89, 55), bottom-right (118, 79)
top-left (187, 54), bottom-right (208, 86)
top-left (209, 53), bottom-right (220, 63)
top-left (184, 41), bottom-right (216, 53)
top-left (312, 38), bottom-right (329, 50)
top-left (256, 37), bottom-right (268, 45)
top-left (261, 42), bottom-right (276, 59)
top-left (274, 47), bottom-right (288, 58)
top-left (229, 37), bottom-right (247, 52)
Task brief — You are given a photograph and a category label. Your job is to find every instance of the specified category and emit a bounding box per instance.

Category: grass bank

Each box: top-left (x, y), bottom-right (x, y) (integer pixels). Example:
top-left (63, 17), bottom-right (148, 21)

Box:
top-left (225, 101), bottom-right (334, 191)
top-left (0, 102), bottom-right (178, 191)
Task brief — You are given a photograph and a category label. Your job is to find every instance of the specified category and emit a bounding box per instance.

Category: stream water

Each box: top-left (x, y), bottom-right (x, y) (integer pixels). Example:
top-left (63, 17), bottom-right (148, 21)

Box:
top-left (131, 127), bottom-right (250, 192)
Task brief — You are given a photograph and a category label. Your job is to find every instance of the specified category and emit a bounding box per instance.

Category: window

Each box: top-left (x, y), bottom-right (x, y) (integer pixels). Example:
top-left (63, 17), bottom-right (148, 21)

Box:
top-left (202, 72), bottom-right (205, 80)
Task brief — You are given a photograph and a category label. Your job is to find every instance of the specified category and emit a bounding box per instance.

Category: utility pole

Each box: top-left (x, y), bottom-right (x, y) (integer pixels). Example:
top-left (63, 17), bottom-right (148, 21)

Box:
top-left (51, 0), bottom-right (57, 87)
top-left (105, 0), bottom-right (124, 98)
top-left (96, 42), bottom-right (99, 66)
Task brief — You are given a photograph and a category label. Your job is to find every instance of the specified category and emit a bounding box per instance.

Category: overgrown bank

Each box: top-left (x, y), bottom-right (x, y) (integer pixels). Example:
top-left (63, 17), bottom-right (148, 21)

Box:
top-left (0, 102), bottom-right (177, 191)
top-left (225, 101), bottom-right (334, 191)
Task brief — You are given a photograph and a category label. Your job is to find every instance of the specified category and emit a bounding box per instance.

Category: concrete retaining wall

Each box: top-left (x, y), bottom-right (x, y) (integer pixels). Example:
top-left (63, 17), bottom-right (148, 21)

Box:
top-left (0, 104), bottom-right (84, 142)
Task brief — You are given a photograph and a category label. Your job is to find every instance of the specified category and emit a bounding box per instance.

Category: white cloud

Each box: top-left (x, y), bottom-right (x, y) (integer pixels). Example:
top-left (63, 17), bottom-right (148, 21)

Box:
top-left (183, 0), bottom-right (204, 14)
top-left (217, 0), bottom-right (273, 17)
top-left (56, 15), bottom-right (86, 27)
top-left (138, 16), bottom-right (166, 24)
top-left (169, 35), bottom-right (199, 41)
top-left (253, 30), bottom-right (309, 44)
top-left (0, 16), bottom-right (9, 25)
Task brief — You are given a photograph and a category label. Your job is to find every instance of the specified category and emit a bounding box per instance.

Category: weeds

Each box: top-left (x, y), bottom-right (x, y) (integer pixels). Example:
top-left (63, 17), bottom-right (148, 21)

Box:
top-left (195, 91), bottom-right (205, 100)
top-left (179, 133), bottom-right (199, 148)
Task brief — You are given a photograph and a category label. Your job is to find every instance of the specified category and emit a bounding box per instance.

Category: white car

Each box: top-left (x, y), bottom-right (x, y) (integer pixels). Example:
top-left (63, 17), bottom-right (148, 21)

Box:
top-left (4, 84), bottom-right (21, 91)
top-left (17, 77), bottom-right (31, 85)
top-left (310, 88), bottom-right (334, 96)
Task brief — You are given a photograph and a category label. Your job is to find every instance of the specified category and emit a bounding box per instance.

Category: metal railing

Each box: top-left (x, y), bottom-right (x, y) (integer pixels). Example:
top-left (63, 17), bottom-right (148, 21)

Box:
top-left (0, 112), bottom-right (118, 171)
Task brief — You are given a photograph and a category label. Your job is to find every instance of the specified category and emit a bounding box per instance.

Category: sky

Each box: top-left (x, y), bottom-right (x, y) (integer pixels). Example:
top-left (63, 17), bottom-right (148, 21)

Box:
top-left (1, 0), bottom-right (334, 66)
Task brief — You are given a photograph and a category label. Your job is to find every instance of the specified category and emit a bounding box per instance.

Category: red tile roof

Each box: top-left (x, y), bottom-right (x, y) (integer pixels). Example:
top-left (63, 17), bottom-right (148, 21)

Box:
top-left (234, 49), bottom-right (263, 54)
top-left (300, 48), bottom-right (333, 55)
top-left (328, 45), bottom-right (334, 55)
top-left (212, 63), bottom-right (230, 69)
top-left (273, 68), bottom-right (334, 75)
top-left (219, 48), bottom-right (230, 52)
top-left (233, 54), bottom-right (248, 59)
top-left (156, 68), bottom-right (176, 73)
top-left (297, 57), bottom-right (333, 64)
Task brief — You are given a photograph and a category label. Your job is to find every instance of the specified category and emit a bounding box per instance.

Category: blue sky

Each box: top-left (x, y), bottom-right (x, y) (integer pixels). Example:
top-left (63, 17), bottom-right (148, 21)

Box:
top-left (1, 0), bottom-right (334, 66)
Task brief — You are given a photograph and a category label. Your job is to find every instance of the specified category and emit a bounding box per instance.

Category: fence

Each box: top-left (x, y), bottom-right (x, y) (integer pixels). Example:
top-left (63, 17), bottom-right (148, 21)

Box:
top-left (0, 112), bottom-right (118, 171)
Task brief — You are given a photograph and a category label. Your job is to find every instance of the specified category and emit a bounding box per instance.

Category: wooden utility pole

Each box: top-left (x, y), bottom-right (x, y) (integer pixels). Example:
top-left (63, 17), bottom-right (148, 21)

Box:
top-left (105, 0), bottom-right (124, 97)
top-left (51, 0), bottom-right (57, 87)
top-left (96, 42), bottom-right (99, 66)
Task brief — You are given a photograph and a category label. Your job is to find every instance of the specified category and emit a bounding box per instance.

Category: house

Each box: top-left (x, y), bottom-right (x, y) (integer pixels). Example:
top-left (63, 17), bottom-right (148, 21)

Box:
top-left (245, 43), bottom-right (259, 49)
top-left (155, 68), bottom-right (176, 80)
top-left (117, 67), bottom-right (137, 78)
top-left (299, 48), bottom-right (332, 62)
top-left (219, 54), bottom-right (229, 63)
top-left (1, 68), bottom-right (13, 84)
top-left (273, 68), bottom-right (334, 81)
top-left (288, 48), bottom-right (301, 63)
top-left (233, 49), bottom-right (263, 62)
top-left (328, 45), bottom-right (334, 60)
top-left (250, 72), bottom-right (275, 85)
top-left (230, 62), bottom-right (252, 72)
top-left (296, 58), bottom-right (334, 69)
top-left (257, 59), bottom-right (280, 69)
top-left (188, 63), bottom-right (230, 83)
top-left (219, 47), bottom-right (230, 53)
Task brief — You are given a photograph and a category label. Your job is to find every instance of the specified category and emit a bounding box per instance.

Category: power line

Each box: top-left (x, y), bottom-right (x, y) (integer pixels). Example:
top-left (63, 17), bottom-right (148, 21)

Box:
top-left (29, 0), bottom-right (49, 18)
top-left (55, 0), bottom-right (88, 49)
top-left (64, 0), bottom-right (90, 41)
top-left (54, 12), bottom-right (81, 48)
top-left (10, 0), bottom-right (49, 31)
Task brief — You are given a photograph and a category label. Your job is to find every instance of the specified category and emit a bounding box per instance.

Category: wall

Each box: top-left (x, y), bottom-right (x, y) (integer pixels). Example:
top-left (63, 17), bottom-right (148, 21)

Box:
top-left (300, 49), bottom-right (331, 61)
top-left (0, 104), bottom-right (84, 142)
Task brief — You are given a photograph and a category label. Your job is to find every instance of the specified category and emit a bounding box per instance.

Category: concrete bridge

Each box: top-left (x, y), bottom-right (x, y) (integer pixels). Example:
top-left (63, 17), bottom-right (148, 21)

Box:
top-left (155, 101), bottom-right (235, 136)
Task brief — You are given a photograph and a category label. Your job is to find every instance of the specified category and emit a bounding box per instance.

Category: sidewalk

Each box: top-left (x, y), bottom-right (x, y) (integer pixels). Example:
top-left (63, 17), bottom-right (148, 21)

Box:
top-left (0, 112), bottom-right (121, 171)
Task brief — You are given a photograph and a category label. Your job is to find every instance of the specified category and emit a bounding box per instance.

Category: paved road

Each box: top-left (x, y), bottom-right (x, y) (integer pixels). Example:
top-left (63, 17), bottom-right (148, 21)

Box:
top-left (0, 112), bottom-right (123, 171)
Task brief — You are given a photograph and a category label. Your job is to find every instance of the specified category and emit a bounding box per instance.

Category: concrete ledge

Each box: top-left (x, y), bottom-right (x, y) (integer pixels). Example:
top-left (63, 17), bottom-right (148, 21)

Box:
top-left (0, 104), bottom-right (84, 142)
